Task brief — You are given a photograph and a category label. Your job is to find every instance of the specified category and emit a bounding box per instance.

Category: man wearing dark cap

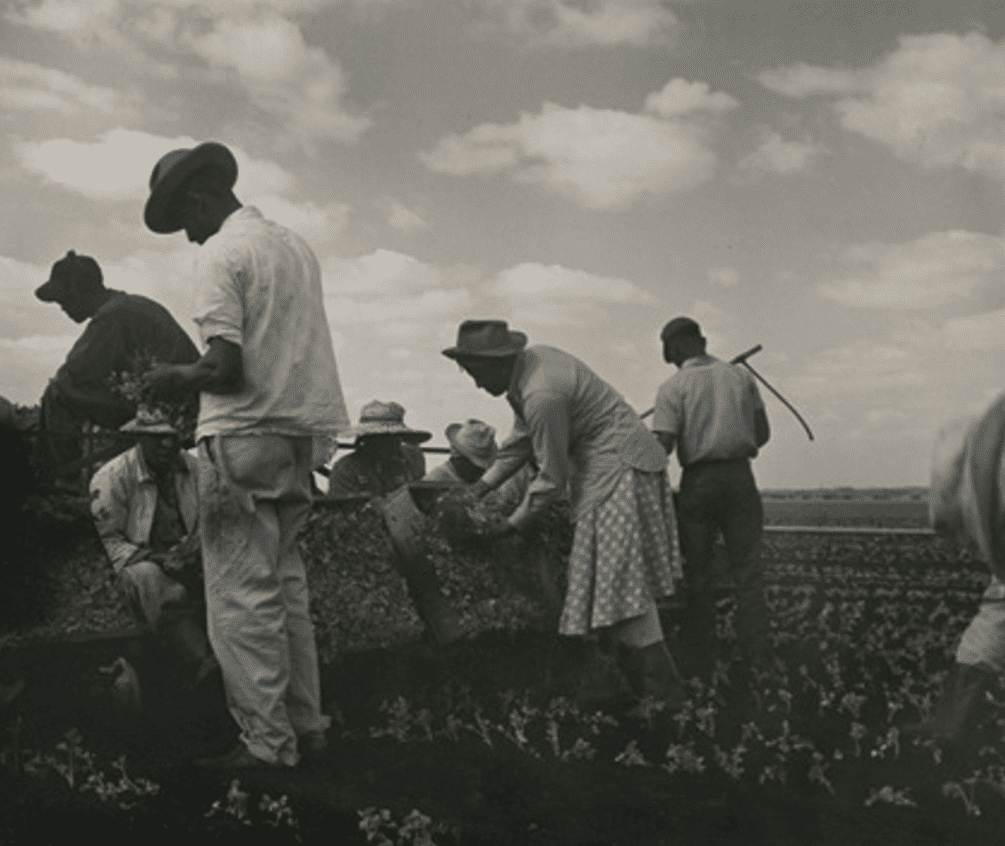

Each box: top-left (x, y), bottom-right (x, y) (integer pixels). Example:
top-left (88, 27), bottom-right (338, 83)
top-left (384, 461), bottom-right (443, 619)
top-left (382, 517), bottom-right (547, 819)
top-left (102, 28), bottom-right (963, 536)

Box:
top-left (34, 250), bottom-right (199, 472)
top-left (652, 317), bottom-right (771, 677)
top-left (142, 141), bottom-right (349, 769)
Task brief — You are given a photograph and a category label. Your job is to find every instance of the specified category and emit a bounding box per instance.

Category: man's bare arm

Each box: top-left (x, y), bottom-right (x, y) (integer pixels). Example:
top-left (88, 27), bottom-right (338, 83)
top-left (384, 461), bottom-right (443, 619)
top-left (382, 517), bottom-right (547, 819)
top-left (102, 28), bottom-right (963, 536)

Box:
top-left (146, 337), bottom-right (244, 400)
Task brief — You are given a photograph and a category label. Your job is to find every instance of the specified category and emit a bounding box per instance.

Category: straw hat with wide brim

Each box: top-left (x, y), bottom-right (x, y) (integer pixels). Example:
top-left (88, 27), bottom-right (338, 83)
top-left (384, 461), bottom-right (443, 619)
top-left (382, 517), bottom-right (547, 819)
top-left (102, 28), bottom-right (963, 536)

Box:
top-left (445, 419), bottom-right (497, 469)
top-left (120, 407), bottom-right (178, 436)
top-left (342, 400), bottom-right (432, 444)
top-left (144, 142), bottom-right (238, 234)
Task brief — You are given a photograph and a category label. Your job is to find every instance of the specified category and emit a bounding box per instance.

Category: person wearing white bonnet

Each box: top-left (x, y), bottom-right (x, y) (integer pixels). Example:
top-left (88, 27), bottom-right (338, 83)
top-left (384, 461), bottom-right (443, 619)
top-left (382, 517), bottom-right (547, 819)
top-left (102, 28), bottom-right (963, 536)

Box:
top-left (904, 396), bottom-right (1005, 745)
top-left (424, 419), bottom-right (498, 485)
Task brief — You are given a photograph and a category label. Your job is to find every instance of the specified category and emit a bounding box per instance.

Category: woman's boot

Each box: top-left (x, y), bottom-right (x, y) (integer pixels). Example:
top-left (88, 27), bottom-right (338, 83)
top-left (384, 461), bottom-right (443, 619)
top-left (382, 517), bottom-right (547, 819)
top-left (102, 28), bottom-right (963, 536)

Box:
top-left (623, 640), bottom-right (688, 713)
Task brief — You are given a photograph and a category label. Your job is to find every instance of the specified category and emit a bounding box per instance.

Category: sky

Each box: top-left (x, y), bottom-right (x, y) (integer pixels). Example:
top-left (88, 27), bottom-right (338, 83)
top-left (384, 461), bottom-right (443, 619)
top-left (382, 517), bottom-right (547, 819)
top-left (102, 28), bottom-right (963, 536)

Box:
top-left (2, 0), bottom-right (1005, 489)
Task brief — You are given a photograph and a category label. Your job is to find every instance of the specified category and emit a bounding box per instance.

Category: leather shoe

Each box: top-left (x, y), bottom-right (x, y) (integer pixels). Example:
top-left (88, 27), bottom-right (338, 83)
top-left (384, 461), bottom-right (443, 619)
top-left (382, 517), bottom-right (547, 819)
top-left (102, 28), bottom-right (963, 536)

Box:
top-left (298, 731), bottom-right (329, 762)
top-left (194, 743), bottom-right (279, 770)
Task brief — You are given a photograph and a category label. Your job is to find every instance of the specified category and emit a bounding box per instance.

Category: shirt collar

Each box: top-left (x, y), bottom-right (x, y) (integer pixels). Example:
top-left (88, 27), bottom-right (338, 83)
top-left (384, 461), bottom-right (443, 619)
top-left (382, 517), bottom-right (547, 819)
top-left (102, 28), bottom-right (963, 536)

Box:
top-left (93, 290), bottom-right (125, 318)
top-left (219, 205), bottom-right (262, 233)
top-left (681, 354), bottom-right (718, 370)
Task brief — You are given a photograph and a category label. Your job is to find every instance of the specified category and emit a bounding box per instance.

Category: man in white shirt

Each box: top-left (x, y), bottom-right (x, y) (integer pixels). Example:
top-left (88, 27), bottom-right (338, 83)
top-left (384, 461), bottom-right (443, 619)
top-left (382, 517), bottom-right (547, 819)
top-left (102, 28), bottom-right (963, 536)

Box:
top-left (652, 317), bottom-right (771, 676)
top-left (143, 141), bottom-right (349, 769)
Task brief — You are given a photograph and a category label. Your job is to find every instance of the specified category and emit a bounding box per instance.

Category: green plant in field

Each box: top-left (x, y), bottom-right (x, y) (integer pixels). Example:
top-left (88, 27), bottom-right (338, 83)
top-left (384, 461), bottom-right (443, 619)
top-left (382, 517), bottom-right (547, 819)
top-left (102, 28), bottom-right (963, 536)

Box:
top-left (358, 807), bottom-right (452, 846)
top-left (865, 786), bottom-right (918, 809)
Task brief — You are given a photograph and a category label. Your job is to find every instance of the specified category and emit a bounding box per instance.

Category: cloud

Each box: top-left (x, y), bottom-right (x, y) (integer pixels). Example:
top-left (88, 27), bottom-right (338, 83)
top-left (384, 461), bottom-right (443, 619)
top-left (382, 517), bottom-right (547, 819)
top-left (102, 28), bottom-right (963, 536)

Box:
top-left (736, 130), bottom-right (826, 179)
top-left (463, 0), bottom-right (679, 48)
top-left (184, 8), bottom-right (371, 145)
top-left (492, 262), bottom-right (656, 304)
top-left (419, 78), bottom-right (737, 209)
top-left (324, 249), bottom-right (477, 295)
top-left (943, 309), bottom-right (1005, 350)
top-left (759, 33), bottom-right (1005, 183)
top-left (385, 198), bottom-right (427, 233)
top-left (707, 266), bottom-right (740, 288)
top-left (757, 63), bottom-right (865, 98)
top-left (253, 196), bottom-right (350, 245)
top-left (0, 56), bottom-right (120, 115)
top-left (7, 0), bottom-right (371, 146)
top-left (819, 230), bottom-right (1005, 310)
top-left (16, 128), bottom-right (296, 201)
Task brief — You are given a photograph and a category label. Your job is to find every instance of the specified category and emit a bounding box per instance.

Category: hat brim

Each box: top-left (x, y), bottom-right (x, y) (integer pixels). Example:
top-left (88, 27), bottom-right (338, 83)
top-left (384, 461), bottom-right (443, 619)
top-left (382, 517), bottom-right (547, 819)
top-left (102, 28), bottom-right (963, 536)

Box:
top-left (344, 424), bottom-right (432, 444)
top-left (444, 424), bottom-right (496, 469)
top-left (120, 421), bottom-right (179, 435)
top-left (144, 142), bottom-right (238, 234)
top-left (34, 280), bottom-right (63, 304)
top-left (441, 331), bottom-right (528, 360)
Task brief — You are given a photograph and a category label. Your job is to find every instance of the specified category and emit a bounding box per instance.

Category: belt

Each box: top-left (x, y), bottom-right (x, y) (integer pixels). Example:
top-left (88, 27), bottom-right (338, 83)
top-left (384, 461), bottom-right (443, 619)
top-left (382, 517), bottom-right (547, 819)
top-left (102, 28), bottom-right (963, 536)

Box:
top-left (683, 456), bottom-right (751, 470)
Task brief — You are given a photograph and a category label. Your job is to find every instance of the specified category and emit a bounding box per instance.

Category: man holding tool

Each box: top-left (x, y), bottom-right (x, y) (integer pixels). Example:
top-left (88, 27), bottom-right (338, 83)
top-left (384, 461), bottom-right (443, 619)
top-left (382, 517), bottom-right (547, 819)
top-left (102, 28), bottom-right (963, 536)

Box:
top-left (651, 317), bottom-right (772, 678)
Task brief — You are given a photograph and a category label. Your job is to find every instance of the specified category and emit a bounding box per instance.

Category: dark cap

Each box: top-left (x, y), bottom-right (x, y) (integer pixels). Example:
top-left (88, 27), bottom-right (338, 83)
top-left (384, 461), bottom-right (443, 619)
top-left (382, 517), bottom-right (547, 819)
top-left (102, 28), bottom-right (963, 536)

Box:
top-left (660, 316), bottom-right (702, 343)
top-left (35, 250), bottom-right (103, 303)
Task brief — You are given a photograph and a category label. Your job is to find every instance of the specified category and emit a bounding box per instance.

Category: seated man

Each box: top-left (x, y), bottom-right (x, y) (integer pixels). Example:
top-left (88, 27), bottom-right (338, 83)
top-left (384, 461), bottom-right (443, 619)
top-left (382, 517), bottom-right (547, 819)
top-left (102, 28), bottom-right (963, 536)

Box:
top-left (34, 251), bottom-right (199, 472)
top-left (326, 400), bottom-right (430, 499)
top-left (326, 401), bottom-right (463, 646)
top-left (89, 408), bottom-right (217, 687)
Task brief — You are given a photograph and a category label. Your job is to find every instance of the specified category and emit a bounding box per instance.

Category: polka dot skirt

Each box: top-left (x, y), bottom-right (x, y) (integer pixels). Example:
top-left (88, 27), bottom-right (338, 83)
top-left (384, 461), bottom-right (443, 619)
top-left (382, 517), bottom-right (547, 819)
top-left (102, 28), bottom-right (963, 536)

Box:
top-left (559, 468), bottom-right (682, 636)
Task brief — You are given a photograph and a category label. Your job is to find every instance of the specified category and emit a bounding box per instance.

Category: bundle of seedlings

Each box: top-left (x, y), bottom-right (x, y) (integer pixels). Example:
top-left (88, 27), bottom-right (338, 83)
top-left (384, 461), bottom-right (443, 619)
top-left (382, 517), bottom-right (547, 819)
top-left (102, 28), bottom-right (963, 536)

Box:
top-left (299, 495), bottom-right (564, 660)
top-left (106, 351), bottom-right (199, 447)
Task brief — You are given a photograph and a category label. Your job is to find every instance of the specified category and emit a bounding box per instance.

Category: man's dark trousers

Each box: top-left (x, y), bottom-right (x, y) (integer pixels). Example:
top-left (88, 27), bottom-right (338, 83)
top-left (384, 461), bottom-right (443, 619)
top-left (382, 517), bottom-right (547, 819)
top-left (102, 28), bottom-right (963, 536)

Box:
top-left (676, 458), bottom-right (769, 671)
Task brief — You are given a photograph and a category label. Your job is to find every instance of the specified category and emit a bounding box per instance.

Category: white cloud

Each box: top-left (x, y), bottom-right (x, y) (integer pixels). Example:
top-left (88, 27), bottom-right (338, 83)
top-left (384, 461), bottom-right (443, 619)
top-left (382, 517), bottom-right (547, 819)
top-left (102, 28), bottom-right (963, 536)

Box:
top-left (464, 0), bottom-right (679, 48)
top-left (385, 198), bottom-right (427, 233)
top-left (707, 266), bottom-right (740, 288)
top-left (419, 78), bottom-right (737, 209)
top-left (324, 249), bottom-right (476, 295)
top-left (16, 128), bottom-right (296, 201)
top-left (492, 262), bottom-right (656, 304)
top-left (759, 33), bottom-right (1005, 183)
top-left (943, 309), bottom-right (1005, 350)
top-left (736, 130), bottom-right (826, 179)
top-left (0, 56), bottom-right (120, 115)
top-left (643, 79), bottom-right (738, 117)
top-left (757, 63), bottom-right (865, 99)
top-left (7, 0), bottom-right (371, 146)
top-left (819, 230), bottom-right (1005, 310)
top-left (253, 196), bottom-right (350, 245)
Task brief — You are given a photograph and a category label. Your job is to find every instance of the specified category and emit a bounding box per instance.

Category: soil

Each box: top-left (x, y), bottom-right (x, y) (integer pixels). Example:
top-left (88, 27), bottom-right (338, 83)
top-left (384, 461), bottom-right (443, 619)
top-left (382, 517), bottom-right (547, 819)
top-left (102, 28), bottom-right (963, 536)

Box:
top-left (2, 499), bottom-right (1004, 845)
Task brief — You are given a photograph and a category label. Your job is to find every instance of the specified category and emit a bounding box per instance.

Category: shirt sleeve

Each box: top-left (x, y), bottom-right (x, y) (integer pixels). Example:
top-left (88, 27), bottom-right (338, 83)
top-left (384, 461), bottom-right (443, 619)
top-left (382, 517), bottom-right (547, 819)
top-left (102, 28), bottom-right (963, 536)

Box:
top-left (326, 454), bottom-right (368, 499)
top-left (746, 369), bottom-right (766, 410)
top-left (651, 378), bottom-right (682, 435)
top-left (480, 413), bottom-right (534, 490)
top-left (52, 313), bottom-right (131, 421)
top-left (193, 247), bottom-right (244, 347)
top-left (519, 389), bottom-right (572, 517)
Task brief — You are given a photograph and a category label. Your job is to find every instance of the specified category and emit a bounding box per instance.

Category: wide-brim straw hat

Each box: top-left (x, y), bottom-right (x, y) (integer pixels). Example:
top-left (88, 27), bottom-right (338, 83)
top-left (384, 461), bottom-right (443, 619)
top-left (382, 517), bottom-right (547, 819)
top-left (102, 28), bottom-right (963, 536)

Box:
top-left (342, 400), bottom-right (432, 443)
top-left (445, 419), bottom-right (497, 469)
top-left (144, 141), bottom-right (238, 234)
top-left (442, 320), bottom-right (527, 360)
top-left (120, 407), bottom-right (178, 436)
